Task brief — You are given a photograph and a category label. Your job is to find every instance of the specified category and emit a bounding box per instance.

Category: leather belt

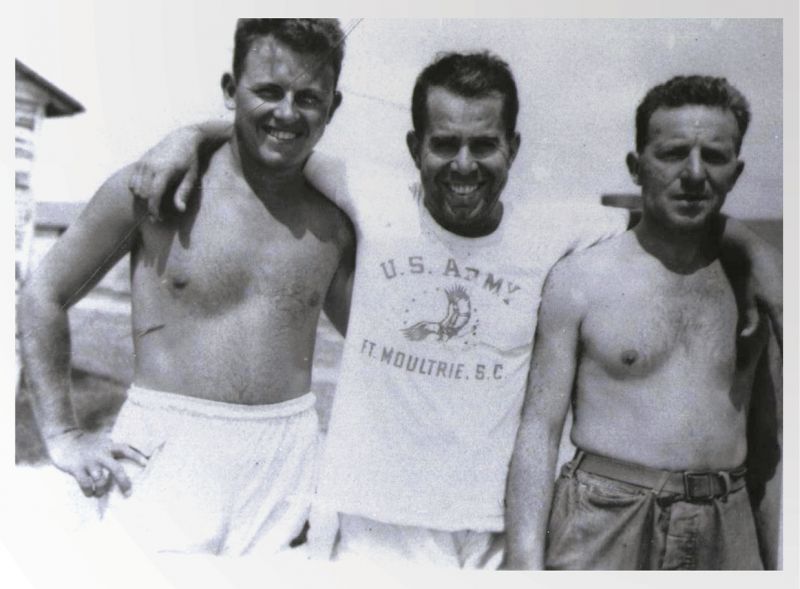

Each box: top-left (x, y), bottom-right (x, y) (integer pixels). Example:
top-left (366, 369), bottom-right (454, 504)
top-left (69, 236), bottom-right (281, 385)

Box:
top-left (574, 450), bottom-right (747, 501)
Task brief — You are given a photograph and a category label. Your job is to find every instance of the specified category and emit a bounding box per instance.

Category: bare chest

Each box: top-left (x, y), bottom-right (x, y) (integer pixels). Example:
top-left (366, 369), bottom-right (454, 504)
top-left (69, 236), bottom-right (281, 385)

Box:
top-left (581, 265), bottom-right (739, 378)
top-left (134, 193), bottom-right (343, 315)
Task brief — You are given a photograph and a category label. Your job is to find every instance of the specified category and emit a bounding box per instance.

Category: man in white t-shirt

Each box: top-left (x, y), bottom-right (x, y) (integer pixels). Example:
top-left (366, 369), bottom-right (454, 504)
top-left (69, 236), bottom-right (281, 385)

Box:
top-left (131, 52), bottom-right (779, 568)
top-left (301, 54), bottom-right (628, 568)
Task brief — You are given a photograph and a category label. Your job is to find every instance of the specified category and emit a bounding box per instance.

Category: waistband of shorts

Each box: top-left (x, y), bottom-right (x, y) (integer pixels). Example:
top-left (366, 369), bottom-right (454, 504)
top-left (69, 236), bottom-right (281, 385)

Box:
top-left (571, 449), bottom-right (747, 501)
top-left (126, 384), bottom-right (316, 420)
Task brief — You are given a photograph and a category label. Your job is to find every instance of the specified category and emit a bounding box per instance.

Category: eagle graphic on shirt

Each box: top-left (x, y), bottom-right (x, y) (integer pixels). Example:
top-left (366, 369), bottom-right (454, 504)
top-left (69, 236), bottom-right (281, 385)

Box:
top-left (401, 285), bottom-right (472, 342)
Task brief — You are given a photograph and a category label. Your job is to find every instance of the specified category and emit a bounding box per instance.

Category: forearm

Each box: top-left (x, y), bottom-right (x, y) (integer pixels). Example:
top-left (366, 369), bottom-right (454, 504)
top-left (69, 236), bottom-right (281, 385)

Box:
top-left (504, 423), bottom-right (561, 569)
top-left (19, 285), bottom-right (79, 441)
top-left (722, 218), bottom-right (782, 305)
top-left (190, 119), bottom-right (232, 150)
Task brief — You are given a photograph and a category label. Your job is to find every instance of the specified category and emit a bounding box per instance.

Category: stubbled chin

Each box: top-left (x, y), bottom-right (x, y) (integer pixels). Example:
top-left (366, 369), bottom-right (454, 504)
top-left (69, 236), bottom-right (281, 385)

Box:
top-left (445, 205), bottom-right (486, 225)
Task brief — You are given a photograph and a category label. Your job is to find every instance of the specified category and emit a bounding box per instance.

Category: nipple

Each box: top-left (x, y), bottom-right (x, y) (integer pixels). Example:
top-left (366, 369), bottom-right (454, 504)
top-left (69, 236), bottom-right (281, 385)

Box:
top-left (621, 349), bottom-right (638, 366)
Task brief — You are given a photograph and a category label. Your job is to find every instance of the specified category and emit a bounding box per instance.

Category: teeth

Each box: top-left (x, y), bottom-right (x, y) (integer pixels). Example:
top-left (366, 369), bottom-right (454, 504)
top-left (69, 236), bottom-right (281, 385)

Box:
top-left (266, 128), bottom-right (299, 141)
top-left (448, 183), bottom-right (478, 195)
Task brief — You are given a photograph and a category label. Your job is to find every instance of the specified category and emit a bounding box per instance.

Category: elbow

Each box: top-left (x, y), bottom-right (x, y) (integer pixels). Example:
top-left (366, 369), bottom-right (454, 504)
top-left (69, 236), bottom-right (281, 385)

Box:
top-left (18, 279), bottom-right (41, 325)
top-left (19, 274), bottom-right (62, 327)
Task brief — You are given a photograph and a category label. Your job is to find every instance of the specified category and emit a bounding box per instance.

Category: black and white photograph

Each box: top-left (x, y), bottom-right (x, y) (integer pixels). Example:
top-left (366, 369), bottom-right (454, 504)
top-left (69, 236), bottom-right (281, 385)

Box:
top-left (6, 1), bottom-right (796, 587)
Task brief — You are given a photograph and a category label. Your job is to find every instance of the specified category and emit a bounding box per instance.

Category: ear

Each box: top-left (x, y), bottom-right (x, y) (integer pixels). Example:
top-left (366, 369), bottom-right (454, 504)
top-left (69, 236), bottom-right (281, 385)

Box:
top-left (406, 131), bottom-right (422, 170)
top-left (732, 159), bottom-right (745, 186)
top-left (508, 132), bottom-right (521, 165)
top-left (626, 152), bottom-right (642, 186)
top-left (221, 73), bottom-right (236, 111)
top-left (327, 91), bottom-right (343, 123)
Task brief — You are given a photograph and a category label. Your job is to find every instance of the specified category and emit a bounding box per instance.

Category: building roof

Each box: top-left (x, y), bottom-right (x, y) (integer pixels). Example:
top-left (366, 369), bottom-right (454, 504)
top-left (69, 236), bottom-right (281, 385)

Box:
top-left (15, 60), bottom-right (84, 117)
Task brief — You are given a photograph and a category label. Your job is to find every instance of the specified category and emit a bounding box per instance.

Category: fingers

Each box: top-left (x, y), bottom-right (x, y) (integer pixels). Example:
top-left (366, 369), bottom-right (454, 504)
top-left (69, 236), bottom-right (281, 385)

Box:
top-left (739, 298), bottom-right (760, 338)
top-left (148, 171), bottom-right (173, 219)
top-left (129, 164), bottom-right (144, 199)
top-left (144, 172), bottom-right (162, 222)
top-left (131, 167), bottom-right (162, 222)
top-left (131, 166), bottom-right (154, 204)
top-left (98, 456), bottom-right (133, 498)
top-left (88, 467), bottom-right (112, 496)
top-left (173, 162), bottom-right (198, 213)
top-left (74, 470), bottom-right (96, 498)
top-left (112, 443), bottom-right (149, 467)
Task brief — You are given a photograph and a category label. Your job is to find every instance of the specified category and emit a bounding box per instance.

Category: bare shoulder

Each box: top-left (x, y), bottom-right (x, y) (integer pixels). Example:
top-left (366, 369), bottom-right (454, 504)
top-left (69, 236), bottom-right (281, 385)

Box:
top-left (568, 229), bottom-right (639, 274)
top-left (24, 163), bottom-right (142, 299)
top-left (79, 162), bottom-right (143, 221)
top-left (572, 228), bottom-right (636, 265)
top-left (545, 231), bottom-right (637, 305)
top-left (54, 164), bottom-right (144, 243)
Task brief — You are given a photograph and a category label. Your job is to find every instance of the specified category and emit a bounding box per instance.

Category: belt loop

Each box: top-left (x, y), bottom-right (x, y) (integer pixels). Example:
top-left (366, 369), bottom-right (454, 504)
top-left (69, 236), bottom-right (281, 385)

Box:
top-left (652, 471), bottom-right (671, 496)
top-left (718, 471), bottom-right (731, 502)
top-left (567, 450), bottom-right (586, 478)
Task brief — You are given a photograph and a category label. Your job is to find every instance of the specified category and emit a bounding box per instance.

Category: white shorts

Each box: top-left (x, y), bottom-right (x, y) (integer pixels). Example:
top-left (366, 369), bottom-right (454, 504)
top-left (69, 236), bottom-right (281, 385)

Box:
top-left (310, 511), bottom-right (504, 569)
top-left (100, 385), bottom-right (320, 556)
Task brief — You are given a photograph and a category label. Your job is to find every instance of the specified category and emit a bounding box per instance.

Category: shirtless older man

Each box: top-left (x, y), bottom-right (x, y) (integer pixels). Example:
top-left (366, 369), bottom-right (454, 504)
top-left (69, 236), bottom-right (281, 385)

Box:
top-left (19, 19), bottom-right (354, 555)
top-left (504, 76), bottom-right (781, 570)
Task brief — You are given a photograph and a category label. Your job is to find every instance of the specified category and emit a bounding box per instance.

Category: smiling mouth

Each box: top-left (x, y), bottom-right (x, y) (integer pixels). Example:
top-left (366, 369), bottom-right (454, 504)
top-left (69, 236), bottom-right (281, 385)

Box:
top-left (443, 181), bottom-right (484, 196)
top-left (264, 127), bottom-right (300, 142)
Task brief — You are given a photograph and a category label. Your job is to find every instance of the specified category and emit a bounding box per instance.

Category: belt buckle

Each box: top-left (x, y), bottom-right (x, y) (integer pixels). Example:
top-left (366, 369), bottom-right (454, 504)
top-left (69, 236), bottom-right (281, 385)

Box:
top-left (683, 472), bottom-right (715, 501)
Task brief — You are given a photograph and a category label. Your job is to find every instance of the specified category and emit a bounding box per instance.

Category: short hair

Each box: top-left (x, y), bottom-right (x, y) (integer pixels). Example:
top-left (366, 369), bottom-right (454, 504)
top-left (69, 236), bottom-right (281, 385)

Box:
top-left (411, 51), bottom-right (519, 138)
top-left (232, 19), bottom-right (345, 88)
top-left (635, 75), bottom-right (751, 153)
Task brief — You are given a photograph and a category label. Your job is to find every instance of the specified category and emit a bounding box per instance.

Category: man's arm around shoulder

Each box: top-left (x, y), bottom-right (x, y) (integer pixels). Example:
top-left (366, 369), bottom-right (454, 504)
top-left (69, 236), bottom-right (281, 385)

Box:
top-left (719, 216), bottom-right (782, 344)
top-left (503, 257), bottom-right (588, 569)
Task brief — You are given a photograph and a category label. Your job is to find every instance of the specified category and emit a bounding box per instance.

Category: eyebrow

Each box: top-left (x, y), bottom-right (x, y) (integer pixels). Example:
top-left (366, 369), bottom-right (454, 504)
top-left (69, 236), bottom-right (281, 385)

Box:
top-left (429, 133), bottom-right (501, 139)
top-left (654, 137), bottom-right (735, 146)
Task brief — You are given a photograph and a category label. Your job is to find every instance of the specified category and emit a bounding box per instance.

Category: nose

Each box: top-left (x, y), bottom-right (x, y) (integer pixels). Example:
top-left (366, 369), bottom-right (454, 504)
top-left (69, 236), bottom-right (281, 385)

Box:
top-left (450, 145), bottom-right (477, 175)
top-left (274, 93), bottom-right (298, 121)
top-left (681, 148), bottom-right (706, 189)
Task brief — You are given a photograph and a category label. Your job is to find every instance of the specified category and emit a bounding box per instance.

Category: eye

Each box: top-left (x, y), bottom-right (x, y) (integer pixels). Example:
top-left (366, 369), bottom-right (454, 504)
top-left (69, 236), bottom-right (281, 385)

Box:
top-left (429, 137), bottom-right (460, 158)
top-left (295, 91), bottom-right (322, 108)
top-left (470, 138), bottom-right (499, 158)
top-left (254, 84), bottom-right (284, 101)
top-left (655, 147), bottom-right (688, 162)
top-left (701, 148), bottom-right (732, 165)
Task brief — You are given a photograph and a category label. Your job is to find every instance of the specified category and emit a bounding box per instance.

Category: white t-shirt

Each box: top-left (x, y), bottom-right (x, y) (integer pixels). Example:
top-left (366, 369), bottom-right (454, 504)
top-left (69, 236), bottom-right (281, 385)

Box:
top-left (305, 154), bottom-right (628, 532)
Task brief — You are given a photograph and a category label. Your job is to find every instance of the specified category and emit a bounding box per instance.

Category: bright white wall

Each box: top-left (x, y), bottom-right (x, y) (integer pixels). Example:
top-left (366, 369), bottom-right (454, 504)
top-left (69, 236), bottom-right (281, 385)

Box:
top-left (16, 4), bottom-right (783, 219)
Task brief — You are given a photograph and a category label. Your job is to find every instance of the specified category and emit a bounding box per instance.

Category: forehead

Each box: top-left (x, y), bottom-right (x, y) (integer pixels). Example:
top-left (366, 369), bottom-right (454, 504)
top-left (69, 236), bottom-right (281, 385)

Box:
top-left (424, 86), bottom-right (505, 136)
top-left (646, 105), bottom-right (740, 146)
top-left (240, 35), bottom-right (336, 90)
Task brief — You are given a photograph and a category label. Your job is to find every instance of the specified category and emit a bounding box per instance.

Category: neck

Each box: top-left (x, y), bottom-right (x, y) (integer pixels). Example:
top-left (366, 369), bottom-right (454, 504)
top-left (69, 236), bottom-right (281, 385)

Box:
top-left (425, 199), bottom-right (504, 238)
top-left (634, 215), bottom-right (721, 273)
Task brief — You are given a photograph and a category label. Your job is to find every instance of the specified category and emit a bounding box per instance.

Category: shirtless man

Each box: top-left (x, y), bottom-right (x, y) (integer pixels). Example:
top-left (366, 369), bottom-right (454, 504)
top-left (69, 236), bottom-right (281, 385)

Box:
top-left (19, 19), bottom-right (354, 555)
top-left (504, 75), bottom-right (781, 570)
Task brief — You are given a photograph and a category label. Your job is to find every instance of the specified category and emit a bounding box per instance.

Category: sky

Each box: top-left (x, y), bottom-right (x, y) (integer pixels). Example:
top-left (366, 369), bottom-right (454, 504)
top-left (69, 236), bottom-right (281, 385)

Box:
top-left (14, 1), bottom-right (789, 220)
